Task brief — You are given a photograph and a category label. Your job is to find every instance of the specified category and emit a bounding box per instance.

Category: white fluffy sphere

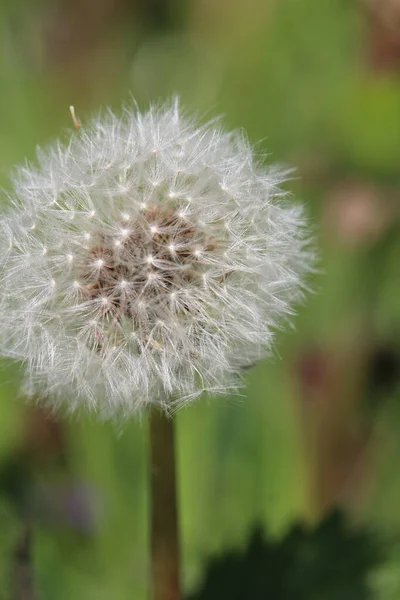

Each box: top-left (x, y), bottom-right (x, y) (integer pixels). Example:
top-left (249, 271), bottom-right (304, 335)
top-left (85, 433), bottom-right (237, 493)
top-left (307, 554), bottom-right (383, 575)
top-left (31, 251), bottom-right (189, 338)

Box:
top-left (0, 101), bottom-right (313, 417)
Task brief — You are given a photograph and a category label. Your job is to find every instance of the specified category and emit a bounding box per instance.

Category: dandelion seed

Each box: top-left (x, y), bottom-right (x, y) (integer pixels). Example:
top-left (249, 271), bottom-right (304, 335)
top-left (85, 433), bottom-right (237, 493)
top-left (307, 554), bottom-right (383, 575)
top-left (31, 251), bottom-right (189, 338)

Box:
top-left (0, 100), bottom-right (314, 418)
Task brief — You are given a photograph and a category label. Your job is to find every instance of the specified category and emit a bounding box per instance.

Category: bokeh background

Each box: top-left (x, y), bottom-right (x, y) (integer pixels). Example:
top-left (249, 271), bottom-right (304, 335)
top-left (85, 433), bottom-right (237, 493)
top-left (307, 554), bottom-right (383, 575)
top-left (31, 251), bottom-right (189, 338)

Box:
top-left (0, 0), bottom-right (400, 598)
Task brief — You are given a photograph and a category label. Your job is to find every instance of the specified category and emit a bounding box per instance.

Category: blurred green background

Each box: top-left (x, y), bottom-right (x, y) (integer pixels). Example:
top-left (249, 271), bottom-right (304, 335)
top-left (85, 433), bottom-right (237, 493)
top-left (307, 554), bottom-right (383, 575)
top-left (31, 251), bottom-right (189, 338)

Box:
top-left (0, 0), bottom-right (400, 598)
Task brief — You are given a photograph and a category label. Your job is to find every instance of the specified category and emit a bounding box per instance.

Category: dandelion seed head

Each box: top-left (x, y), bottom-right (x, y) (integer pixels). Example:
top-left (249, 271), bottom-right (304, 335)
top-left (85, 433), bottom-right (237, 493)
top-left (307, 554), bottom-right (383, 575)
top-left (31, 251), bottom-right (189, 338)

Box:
top-left (0, 100), bottom-right (314, 418)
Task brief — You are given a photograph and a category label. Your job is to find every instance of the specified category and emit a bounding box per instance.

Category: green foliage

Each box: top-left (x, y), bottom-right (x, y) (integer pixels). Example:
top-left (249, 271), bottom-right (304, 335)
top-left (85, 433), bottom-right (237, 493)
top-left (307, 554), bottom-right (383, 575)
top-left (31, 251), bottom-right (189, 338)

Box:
top-left (188, 511), bottom-right (384, 600)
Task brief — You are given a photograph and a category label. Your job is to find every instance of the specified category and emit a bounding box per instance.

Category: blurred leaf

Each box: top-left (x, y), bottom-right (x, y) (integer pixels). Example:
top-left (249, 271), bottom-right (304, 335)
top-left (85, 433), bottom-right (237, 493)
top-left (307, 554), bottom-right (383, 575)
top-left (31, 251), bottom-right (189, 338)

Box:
top-left (188, 510), bottom-right (384, 600)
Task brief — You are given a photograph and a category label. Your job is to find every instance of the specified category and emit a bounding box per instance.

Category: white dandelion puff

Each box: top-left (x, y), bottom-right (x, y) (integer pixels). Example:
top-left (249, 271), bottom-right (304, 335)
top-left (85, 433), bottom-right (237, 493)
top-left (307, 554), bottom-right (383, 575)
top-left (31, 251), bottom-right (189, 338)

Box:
top-left (0, 100), bottom-right (314, 418)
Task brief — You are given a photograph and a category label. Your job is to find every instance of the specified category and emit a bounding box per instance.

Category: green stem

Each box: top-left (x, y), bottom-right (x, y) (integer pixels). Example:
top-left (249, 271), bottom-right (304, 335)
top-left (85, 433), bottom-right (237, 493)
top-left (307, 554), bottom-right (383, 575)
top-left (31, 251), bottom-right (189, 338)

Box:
top-left (149, 409), bottom-right (181, 600)
top-left (12, 519), bottom-right (36, 600)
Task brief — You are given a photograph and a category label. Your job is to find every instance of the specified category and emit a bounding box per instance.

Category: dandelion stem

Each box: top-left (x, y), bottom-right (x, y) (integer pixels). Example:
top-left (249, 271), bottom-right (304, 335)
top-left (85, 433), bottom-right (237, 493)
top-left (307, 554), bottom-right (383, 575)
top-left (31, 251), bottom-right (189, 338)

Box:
top-left (149, 409), bottom-right (180, 600)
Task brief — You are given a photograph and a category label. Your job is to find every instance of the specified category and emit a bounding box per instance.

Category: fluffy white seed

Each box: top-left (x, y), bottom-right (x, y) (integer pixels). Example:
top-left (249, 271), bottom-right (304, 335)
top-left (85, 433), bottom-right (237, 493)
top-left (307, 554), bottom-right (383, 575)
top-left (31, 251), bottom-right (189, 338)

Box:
top-left (0, 100), bottom-right (314, 418)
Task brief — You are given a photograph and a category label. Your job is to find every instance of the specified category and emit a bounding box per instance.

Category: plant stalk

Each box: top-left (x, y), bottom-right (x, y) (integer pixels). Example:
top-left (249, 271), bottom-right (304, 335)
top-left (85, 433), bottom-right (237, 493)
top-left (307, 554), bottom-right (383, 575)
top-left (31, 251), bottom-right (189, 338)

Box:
top-left (12, 519), bottom-right (36, 600)
top-left (149, 409), bottom-right (180, 600)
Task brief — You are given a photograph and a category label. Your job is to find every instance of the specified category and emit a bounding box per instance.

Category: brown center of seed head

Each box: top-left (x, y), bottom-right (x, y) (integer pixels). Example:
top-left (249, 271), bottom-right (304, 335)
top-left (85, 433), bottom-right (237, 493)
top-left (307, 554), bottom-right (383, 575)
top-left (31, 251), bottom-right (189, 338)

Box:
top-left (78, 205), bottom-right (216, 333)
